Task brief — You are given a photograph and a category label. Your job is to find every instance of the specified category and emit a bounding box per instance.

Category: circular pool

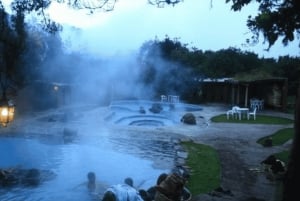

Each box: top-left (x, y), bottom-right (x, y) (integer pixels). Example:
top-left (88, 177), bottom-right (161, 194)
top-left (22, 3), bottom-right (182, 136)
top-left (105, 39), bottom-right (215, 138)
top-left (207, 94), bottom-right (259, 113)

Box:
top-left (107, 100), bottom-right (202, 127)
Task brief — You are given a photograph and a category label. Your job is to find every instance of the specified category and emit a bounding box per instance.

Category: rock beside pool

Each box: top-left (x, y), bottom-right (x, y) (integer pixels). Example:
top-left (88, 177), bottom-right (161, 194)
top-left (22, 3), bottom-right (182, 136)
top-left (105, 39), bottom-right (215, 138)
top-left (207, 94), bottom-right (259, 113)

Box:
top-left (63, 127), bottom-right (78, 143)
top-left (139, 106), bottom-right (146, 114)
top-left (0, 168), bottom-right (56, 188)
top-left (181, 113), bottom-right (196, 125)
top-left (149, 103), bottom-right (163, 113)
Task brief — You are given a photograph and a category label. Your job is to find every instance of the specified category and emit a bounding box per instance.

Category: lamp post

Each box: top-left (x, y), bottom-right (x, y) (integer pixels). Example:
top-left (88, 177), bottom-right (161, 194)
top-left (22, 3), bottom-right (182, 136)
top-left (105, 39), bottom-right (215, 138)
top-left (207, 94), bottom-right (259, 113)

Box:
top-left (0, 92), bottom-right (15, 127)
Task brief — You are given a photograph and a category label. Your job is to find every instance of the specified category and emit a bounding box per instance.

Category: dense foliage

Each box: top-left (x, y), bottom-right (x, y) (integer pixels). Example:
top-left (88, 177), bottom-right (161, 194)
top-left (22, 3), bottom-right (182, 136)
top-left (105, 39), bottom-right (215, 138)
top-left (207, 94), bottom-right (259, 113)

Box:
top-left (0, 1), bottom-right (27, 93)
top-left (0, 1), bottom-right (64, 96)
top-left (138, 36), bottom-right (300, 100)
top-left (226, 0), bottom-right (300, 49)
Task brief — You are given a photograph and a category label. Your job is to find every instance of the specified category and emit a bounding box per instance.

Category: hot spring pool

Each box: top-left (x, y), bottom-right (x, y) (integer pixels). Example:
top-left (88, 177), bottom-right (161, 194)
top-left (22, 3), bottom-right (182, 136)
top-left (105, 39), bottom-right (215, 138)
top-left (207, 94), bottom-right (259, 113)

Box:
top-left (0, 136), bottom-right (171, 201)
top-left (107, 100), bottom-right (202, 126)
top-left (0, 101), bottom-right (196, 200)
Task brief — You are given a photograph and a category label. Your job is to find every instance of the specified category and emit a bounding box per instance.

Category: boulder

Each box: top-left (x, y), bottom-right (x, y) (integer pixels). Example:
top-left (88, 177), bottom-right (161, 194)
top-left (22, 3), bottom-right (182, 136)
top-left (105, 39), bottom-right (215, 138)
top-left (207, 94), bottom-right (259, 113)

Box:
top-left (263, 137), bottom-right (273, 147)
top-left (0, 168), bottom-right (56, 188)
top-left (149, 103), bottom-right (163, 114)
top-left (139, 106), bottom-right (146, 114)
top-left (181, 113), bottom-right (196, 125)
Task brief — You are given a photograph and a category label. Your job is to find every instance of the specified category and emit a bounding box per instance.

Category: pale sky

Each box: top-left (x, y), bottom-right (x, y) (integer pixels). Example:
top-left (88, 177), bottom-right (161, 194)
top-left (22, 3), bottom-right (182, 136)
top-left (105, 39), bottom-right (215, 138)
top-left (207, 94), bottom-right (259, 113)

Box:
top-left (7, 0), bottom-right (300, 58)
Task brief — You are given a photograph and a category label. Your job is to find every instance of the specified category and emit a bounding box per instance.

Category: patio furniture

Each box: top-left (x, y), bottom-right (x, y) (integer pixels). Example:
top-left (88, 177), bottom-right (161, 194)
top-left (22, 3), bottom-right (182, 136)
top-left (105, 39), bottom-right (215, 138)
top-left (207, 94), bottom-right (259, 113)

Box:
top-left (226, 106), bottom-right (240, 119)
top-left (161, 95), bottom-right (167, 102)
top-left (236, 107), bottom-right (249, 120)
top-left (250, 99), bottom-right (264, 111)
top-left (168, 95), bottom-right (180, 103)
top-left (247, 107), bottom-right (257, 120)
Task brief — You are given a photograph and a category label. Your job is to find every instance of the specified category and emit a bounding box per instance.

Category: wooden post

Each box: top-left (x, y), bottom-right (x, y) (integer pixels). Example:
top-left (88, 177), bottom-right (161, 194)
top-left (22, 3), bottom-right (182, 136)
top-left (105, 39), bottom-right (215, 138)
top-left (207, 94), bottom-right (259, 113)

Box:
top-left (231, 84), bottom-right (235, 106)
top-left (237, 84), bottom-right (240, 105)
top-left (282, 78), bottom-right (288, 112)
top-left (245, 84), bottom-right (249, 107)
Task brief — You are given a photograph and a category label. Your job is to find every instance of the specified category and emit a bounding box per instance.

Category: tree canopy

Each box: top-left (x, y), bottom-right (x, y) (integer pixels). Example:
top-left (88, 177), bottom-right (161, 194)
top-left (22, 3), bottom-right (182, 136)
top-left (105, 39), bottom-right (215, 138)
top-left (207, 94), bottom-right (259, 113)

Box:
top-left (226, 0), bottom-right (300, 49)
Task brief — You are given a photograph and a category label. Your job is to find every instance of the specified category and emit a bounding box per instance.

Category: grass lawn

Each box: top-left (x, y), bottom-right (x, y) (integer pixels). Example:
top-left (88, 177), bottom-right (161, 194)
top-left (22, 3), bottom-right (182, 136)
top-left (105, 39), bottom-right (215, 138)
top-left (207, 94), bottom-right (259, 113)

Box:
top-left (211, 114), bottom-right (294, 124)
top-left (257, 127), bottom-right (294, 164)
top-left (275, 150), bottom-right (290, 164)
top-left (257, 128), bottom-right (294, 146)
top-left (181, 141), bottom-right (221, 196)
top-left (182, 114), bottom-right (294, 197)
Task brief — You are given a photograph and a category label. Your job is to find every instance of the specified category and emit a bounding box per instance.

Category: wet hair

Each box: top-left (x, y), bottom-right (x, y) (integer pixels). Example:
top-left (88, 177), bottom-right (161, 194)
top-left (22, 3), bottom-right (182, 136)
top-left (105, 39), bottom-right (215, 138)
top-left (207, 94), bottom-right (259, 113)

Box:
top-left (102, 191), bottom-right (116, 201)
top-left (124, 177), bottom-right (133, 187)
top-left (139, 189), bottom-right (151, 201)
top-left (87, 172), bottom-right (96, 182)
top-left (156, 173), bottom-right (168, 185)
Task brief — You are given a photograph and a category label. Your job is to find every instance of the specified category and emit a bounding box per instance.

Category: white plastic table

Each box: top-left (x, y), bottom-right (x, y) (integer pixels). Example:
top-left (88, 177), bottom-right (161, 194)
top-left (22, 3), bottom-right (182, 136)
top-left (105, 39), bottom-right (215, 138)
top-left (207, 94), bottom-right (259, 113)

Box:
top-left (237, 108), bottom-right (249, 120)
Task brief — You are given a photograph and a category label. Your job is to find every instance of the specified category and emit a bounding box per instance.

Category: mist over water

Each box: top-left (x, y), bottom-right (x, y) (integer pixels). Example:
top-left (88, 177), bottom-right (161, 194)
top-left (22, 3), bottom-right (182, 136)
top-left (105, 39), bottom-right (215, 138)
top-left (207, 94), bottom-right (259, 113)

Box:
top-left (19, 27), bottom-right (193, 110)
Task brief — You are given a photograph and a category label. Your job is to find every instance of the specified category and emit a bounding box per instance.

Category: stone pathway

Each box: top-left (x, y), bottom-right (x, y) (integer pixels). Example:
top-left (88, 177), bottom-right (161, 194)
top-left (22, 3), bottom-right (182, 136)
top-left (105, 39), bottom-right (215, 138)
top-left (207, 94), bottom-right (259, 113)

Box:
top-left (178, 104), bottom-right (294, 201)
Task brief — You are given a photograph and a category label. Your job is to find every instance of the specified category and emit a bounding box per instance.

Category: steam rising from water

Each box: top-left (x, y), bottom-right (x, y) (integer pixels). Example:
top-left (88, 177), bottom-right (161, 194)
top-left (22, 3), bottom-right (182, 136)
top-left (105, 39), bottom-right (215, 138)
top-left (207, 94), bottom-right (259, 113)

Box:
top-left (20, 32), bottom-right (192, 110)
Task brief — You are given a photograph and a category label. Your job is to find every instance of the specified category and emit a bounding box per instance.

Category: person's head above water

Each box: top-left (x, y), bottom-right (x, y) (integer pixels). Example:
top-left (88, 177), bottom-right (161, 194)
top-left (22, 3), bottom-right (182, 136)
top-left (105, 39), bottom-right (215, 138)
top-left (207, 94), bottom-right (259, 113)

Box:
top-left (102, 190), bottom-right (116, 201)
top-left (156, 173), bottom-right (168, 185)
top-left (87, 172), bottom-right (96, 183)
top-left (124, 177), bottom-right (134, 187)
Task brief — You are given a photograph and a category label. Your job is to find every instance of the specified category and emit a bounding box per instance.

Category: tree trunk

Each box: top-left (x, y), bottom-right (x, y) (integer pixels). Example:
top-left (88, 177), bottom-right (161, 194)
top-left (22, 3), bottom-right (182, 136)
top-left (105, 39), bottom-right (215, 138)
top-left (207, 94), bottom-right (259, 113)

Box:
top-left (282, 85), bottom-right (300, 201)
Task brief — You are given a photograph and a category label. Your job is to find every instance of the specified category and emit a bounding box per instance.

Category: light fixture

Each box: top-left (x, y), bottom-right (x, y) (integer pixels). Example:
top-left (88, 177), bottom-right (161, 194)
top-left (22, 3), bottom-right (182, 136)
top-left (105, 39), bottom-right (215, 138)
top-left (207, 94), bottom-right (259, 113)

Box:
top-left (0, 93), bottom-right (15, 127)
top-left (53, 85), bottom-right (59, 91)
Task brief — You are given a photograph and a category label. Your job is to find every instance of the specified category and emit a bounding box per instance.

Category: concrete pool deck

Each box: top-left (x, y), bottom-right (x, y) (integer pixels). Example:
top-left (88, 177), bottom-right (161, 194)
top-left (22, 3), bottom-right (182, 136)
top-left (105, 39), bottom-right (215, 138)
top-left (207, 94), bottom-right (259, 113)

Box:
top-left (179, 104), bottom-right (294, 201)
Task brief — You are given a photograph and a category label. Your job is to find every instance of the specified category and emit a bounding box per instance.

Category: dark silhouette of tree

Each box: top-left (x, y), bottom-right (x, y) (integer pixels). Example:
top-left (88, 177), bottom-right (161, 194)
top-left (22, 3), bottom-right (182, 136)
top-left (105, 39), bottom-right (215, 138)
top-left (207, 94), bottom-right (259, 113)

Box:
top-left (0, 1), bottom-right (27, 94)
top-left (0, 1), bottom-right (62, 93)
top-left (226, 0), bottom-right (300, 49)
top-left (201, 47), bottom-right (260, 78)
top-left (10, 0), bottom-right (61, 33)
top-left (275, 56), bottom-right (300, 95)
top-left (137, 37), bottom-right (197, 100)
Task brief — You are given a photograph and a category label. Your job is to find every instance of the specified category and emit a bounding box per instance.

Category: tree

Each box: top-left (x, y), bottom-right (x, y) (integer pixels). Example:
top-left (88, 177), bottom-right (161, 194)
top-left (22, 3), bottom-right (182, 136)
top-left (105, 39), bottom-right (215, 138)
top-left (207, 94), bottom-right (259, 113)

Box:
top-left (0, 1), bottom-right (27, 95)
top-left (10, 0), bottom-right (61, 33)
top-left (226, 0), bottom-right (300, 49)
top-left (225, 1), bottom-right (300, 201)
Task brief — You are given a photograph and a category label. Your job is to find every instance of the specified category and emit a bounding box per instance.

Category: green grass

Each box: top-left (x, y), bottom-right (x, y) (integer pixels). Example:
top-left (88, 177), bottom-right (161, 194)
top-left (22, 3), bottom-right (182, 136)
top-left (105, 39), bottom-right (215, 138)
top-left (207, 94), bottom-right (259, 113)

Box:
top-left (183, 113), bottom-right (294, 197)
top-left (257, 128), bottom-right (294, 146)
top-left (211, 114), bottom-right (294, 124)
top-left (257, 127), bottom-right (293, 165)
top-left (274, 150), bottom-right (290, 164)
top-left (181, 141), bottom-right (221, 195)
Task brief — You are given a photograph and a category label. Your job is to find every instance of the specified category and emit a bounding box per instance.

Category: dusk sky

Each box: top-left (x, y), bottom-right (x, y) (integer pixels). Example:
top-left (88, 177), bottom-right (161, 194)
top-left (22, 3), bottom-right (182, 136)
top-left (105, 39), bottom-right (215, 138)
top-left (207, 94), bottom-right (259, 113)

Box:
top-left (46, 0), bottom-right (300, 59)
top-left (2, 0), bottom-right (299, 58)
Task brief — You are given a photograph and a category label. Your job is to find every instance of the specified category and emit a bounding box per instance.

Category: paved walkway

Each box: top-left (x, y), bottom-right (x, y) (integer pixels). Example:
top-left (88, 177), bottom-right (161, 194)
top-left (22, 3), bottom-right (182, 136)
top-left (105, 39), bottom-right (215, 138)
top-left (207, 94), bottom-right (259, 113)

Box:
top-left (180, 104), bottom-right (294, 201)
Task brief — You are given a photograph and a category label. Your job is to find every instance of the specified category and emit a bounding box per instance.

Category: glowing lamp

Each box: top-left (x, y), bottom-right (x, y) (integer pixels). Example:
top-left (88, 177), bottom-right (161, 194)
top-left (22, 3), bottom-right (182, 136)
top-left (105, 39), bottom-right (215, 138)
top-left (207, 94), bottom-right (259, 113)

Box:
top-left (53, 85), bottom-right (59, 91)
top-left (0, 95), bottom-right (15, 127)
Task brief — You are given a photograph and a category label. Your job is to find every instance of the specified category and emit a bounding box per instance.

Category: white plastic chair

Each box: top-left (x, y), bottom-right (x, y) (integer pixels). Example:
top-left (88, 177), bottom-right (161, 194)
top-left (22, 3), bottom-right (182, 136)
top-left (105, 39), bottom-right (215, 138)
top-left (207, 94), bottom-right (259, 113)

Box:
top-left (161, 95), bottom-right (167, 102)
top-left (258, 100), bottom-right (264, 110)
top-left (226, 106), bottom-right (240, 119)
top-left (248, 107), bottom-right (257, 120)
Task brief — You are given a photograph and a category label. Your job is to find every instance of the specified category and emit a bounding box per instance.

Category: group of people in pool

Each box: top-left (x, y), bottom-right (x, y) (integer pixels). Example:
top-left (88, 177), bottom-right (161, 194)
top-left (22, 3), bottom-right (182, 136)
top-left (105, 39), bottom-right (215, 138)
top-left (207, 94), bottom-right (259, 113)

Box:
top-left (84, 171), bottom-right (191, 201)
